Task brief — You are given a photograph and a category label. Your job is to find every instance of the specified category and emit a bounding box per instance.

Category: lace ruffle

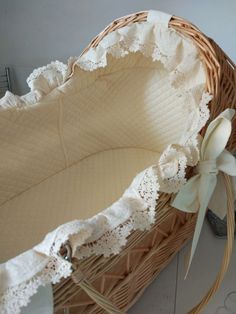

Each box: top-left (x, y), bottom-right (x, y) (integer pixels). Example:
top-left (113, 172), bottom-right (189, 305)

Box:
top-left (76, 166), bottom-right (160, 258)
top-left (158, 91), bottom-right (212, 193)
top-left (26, 60), bottom-right (68, 94)
top-left (0, 257), bottom-right (71, 314)
top-left (1, 18), bottom-right (205, 111)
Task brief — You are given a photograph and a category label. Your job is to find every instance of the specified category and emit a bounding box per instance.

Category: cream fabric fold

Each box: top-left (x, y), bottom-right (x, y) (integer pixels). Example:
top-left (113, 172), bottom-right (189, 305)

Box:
top-left (172, 109), bottom-right (236, 276)
top-left (147, 10), bottom-right (172, 26)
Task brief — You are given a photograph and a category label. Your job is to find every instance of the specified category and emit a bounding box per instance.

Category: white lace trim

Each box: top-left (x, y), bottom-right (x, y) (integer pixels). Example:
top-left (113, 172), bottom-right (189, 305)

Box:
top-left (26, 60), bottom-right (68, 93)
top-left (0, 16), bottom-right (212, 314)
top-left (158, 145), bottom-right (188, 193)
top-left (158, 92), bottom-right (212, 193)
top-left (75, 23), bottom-right (203, 91)
top-left (0, 17), bottom-right (205, 107)
top-left (76, 166), bottom-right (159, 259)
top-left (0, 257), bottom-right (72, 314)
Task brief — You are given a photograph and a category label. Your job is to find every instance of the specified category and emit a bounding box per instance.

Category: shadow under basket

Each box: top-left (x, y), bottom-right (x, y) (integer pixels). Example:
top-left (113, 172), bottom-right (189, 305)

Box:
top-left (207, 209), bottom-right (236, 238)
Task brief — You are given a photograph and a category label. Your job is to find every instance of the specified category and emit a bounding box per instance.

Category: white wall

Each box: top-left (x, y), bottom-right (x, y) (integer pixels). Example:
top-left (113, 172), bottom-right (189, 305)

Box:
top-left (0, 0), bottom-right (236, 95)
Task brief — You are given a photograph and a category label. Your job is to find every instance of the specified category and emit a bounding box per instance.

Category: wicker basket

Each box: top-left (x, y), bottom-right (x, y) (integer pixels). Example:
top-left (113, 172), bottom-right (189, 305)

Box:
top-left (0, 10), bottom-right (235, 314)
top-left (53, 11), bottom-right (236, 314)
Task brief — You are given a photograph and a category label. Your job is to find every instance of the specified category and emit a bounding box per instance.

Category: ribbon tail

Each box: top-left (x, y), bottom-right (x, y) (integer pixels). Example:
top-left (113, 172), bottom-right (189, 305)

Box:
top-left (172, 175), bottom-right (200, 213)
top-left (184, 204), bottom-right (208, 279)
top-left (208, 173), bottom-right (227, 219)
top-left (201, 109), bottom-right (235, 160)
top-left (184, 174), bottom-right (217, 278)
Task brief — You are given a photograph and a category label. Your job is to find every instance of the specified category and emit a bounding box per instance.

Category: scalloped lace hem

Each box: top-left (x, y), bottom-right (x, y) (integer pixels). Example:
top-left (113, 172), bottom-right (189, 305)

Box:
top-left (0, 257), bottom-right (72, 314)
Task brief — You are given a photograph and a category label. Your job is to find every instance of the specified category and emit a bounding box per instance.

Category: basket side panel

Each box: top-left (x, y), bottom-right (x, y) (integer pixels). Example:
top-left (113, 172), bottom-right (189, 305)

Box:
top-left (54, 206), bottom-right (196, 313)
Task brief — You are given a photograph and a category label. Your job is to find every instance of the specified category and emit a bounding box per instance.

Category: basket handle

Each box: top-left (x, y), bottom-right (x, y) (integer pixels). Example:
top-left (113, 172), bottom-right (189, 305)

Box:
top-left (188, 173), bottom-right (235, 313)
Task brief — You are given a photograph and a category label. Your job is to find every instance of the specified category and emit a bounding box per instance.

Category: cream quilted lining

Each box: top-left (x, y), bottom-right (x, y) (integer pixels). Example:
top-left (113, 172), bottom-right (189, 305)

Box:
top-left (0, 148), bottom-right (161, 261)
top-left (0, 11), bottom-right (212, 314)
top-left (0, 54), bottom-right (206, 262)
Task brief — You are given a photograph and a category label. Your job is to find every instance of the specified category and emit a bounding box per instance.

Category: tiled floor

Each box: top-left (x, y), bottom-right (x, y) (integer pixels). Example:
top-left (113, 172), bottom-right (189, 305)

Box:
top-left (129, 221), bottom-right (236, 314)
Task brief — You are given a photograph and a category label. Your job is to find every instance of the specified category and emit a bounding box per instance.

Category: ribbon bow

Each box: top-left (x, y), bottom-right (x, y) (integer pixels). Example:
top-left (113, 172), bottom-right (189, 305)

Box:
top-left (172, 108), bottom-right (236, 276)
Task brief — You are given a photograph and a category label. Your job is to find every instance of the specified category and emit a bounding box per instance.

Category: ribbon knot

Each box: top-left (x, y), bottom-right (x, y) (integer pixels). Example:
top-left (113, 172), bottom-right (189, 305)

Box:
top-left (197, 159), bottom-right (218, 175)
top-left (172, 108), bottom-right (236, 277)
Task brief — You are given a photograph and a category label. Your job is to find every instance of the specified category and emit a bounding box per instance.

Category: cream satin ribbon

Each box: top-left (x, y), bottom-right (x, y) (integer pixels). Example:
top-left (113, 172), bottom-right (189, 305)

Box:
top-left (172, 108), bottom-right (236, 277)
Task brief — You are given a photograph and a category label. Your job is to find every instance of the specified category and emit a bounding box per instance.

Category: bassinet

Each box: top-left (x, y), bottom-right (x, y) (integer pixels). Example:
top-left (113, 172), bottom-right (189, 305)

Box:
top-left (0, 10), bottom-right (235, 314)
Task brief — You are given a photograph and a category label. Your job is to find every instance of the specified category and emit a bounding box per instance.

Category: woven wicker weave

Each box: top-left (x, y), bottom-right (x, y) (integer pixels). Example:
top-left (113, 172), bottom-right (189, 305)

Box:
top-left (53, 11), bottom-right (236, 314)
